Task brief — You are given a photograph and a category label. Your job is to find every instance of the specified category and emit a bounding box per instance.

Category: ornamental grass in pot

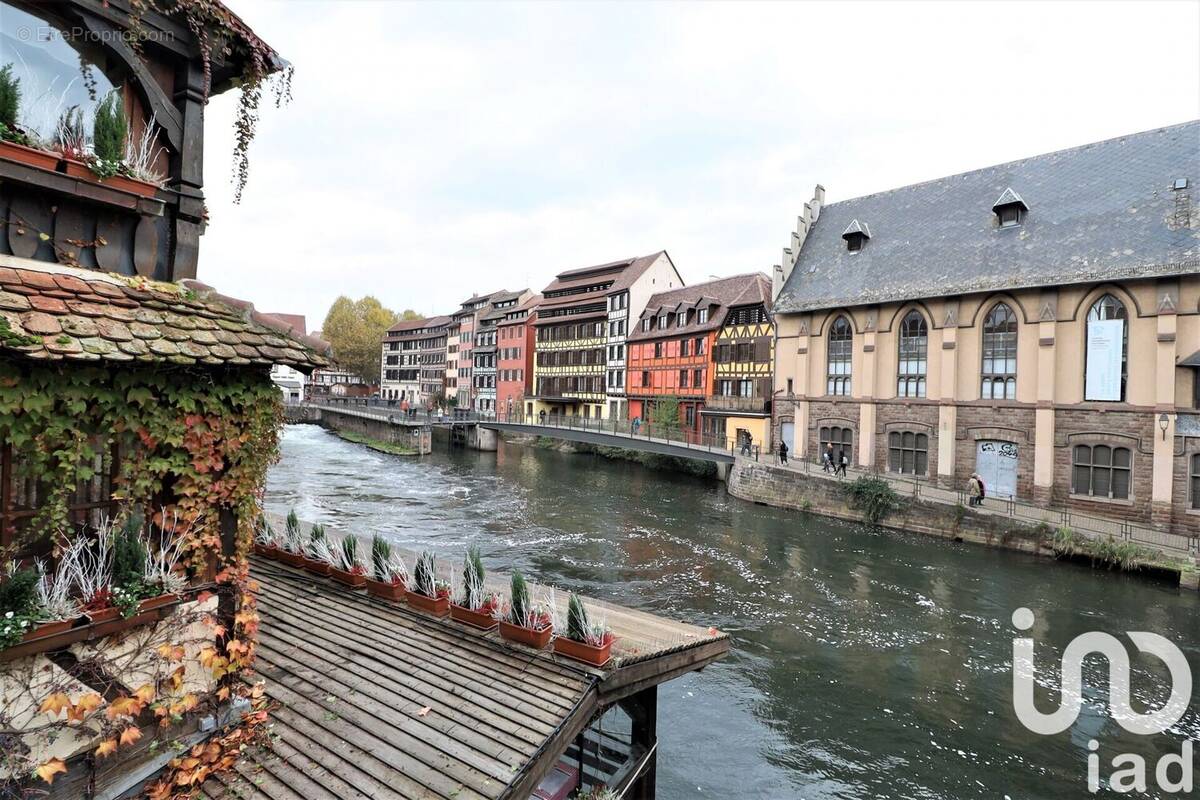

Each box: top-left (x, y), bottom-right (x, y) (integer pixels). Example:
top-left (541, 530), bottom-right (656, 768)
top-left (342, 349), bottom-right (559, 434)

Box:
top-left (277, 510), bottom-right (307, 567)
top-left (303, 523), bottom-right (333, 575)
top-left (405, 551), bottom-right (450, 616)
top-left (57, 91), bottom-right (163, 197)
top-left (253, 514), bottom-right (281, 557)
top-left (136, 515), bottom-right (188, 612)
top-left (552, 593), bottom-right (614, 667)
top-left (365, 535), bottom-right (408, 600)
top-left (330, 534), bottom-right (368, 587)
top-left (499, 571), bottom-right (553, 649)
top-left (1, 563), bottom-right (71, 648)
top-left (449, 546), bottom-right (500, 630)
top-left (0, 64), bottom-right (61, 171)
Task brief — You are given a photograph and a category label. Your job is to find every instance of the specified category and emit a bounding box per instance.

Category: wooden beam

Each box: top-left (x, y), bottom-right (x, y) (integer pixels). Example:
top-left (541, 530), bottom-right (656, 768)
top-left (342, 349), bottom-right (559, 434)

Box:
top-left (598, 638), bottom-right (731, 705)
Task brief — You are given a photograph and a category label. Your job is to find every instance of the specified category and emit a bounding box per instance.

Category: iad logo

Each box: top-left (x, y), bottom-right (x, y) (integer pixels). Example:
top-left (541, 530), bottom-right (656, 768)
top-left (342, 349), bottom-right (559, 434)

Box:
top-left (1011, 608), bottom-right (1195, 793)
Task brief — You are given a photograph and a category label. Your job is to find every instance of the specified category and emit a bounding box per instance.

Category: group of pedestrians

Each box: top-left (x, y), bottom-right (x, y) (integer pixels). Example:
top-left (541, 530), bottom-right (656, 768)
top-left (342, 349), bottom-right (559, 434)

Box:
top-left (820, 442), bottom-right (848, 476)
top-left (967, 472), bottom-right (987, 507)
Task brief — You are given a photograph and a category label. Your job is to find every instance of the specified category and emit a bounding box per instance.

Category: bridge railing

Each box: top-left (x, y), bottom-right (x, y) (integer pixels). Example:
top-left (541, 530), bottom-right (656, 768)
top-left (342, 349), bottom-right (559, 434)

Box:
top-left (492, 411), bottom-right (760, 460)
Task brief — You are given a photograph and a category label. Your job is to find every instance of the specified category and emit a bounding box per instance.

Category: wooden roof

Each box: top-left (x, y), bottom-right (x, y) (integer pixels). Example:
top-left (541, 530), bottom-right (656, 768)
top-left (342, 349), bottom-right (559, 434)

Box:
top-left (199, 552), bottom-right (728, 800)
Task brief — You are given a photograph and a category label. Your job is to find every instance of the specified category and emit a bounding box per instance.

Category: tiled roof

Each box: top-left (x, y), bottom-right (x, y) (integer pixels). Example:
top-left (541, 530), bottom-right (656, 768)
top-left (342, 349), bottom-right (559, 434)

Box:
top-left (776, 121), bottom-right (1200, 313)
top-left (537, 252), bottom-right (671, 312)
top-left (261, 313), bottom-right (306, 336)
top-left (385, 314), bottom-right (452, 335)
top-left (628, 272), bottom-right (771, 342)
top-left (497, 294), bottom-right (542, 326)
top-left (0, 259), bottom-right (330, 372)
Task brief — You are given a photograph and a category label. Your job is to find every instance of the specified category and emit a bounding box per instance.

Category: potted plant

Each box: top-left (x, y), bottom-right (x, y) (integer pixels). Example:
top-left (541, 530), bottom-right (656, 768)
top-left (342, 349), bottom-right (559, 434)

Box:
top-left (60, 91), bottom-right (161, 197)
top-left (29, 559), bottom-right (81, 639)
top-left (304, 524), bottom-right (335, 576)
top-left (552, 594), bottom-right (614, 667)
top-left (405, 551), bottom-right (450, 616)
top-left (499, 571), bottom-right (553, 649)
top-left (0, 64), bottom-right (60, 171)
top-left (1, 563), bottom-right (41, 649)
top-left (109, 516), bottom-right (150, 618)
top-left (138, 524), bottom-right (187, 612)
top-left (365, 534), bottom-right (407, 601)
top-left (66, 525), bottom-right (120, 624)
top-left (329, 535), bottom-right (368, 587)
top-left (253, 514), bottom-right (281, 557)
top-left (277, 510), bottom-right (307, 567)
top-left (450, 546), bottom-right (500, 630)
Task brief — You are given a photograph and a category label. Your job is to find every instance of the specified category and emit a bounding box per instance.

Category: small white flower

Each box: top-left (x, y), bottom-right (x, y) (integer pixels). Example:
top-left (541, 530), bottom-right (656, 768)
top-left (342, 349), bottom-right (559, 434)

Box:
top-left (4, 611), bottom-right (12, 619)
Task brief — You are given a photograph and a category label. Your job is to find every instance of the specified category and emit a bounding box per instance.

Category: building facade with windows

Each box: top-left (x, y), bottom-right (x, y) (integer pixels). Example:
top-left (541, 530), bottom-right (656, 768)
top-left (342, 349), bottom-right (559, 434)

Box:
top-left (626, 273), bottom-right (771, 445)
top-left (473, 290), bottom-right (532, 415)
top-left (448, 290), bottom-right (508, 408)
top-left (381, 315), bottom-right (451, 407)
top-left (498, 294), bottom-right (541, 418)
top-left (532, 252), bottom-right (682, 420)
top-left (704, 274), bottom-right (775, 451)
top-left (772, 122), bottom-right (1199, 533)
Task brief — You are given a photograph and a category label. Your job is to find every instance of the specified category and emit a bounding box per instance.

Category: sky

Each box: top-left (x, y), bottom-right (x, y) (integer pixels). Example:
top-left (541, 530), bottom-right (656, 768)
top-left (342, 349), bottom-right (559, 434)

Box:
top-left (198, 0), bottom-right (1200, 334)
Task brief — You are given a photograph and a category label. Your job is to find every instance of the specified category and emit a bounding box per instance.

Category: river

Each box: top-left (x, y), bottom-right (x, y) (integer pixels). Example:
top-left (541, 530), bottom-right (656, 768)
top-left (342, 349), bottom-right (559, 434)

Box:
top-left (265, 425), bottom-right (1199, 800)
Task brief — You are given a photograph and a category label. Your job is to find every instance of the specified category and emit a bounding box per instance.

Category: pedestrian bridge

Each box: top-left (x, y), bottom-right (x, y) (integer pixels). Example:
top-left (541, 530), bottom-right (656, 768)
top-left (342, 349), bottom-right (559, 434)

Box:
top-left (295, 401), bottom-right (754, 472)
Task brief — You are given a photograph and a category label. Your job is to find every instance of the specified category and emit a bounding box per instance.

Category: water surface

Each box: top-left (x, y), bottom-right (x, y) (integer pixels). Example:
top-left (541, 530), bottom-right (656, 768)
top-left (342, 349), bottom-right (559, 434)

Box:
top-left (266, 425), bottom-right (1199, 799)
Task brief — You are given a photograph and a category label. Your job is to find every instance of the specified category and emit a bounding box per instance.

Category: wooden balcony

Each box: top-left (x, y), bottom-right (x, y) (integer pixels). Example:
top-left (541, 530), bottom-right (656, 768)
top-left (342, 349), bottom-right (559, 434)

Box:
top-left (704, 394), bottom-right (771, 414)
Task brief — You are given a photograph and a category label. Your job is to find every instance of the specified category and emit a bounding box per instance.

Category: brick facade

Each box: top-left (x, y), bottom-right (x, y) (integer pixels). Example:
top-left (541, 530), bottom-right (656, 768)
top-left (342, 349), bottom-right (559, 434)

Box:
top-left (955, 405), bottom-right (1037, 498)
top-left (875, 401), bottom-right (940, 481)
top-left (1171, 437), bottom-right (1200, 535)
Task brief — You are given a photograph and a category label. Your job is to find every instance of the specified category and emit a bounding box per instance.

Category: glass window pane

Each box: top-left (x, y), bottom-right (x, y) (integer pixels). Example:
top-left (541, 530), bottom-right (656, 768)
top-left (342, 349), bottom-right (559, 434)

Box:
top-left (1093, 446), bottom-right (1111, 467)
top-left (916, 450), bottom-right (927, 475)
top-left (1093, 467), bottom-right (1111, 496)
top-left (1074, 445), bottom-right (1091, 466)
top-left (902, 450), bottom-right (914, 473)
top-left (1073, 465), bottom-right (1091, 494)
top-left (1111, 468), bottom-right (1130, 500)
top-left (889, 448), bottom-right (900, 472)
top-left (1112, 448), bottom-right (1131, 468)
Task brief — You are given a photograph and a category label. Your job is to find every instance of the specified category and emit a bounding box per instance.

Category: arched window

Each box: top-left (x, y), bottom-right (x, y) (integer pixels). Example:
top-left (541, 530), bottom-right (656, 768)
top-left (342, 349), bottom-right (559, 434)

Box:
top-left (888, 431), bottom-right (929, 475)
top-left (827, 316), bottom-right (852, 396)
top-left (1191, 454), bottom-right (1200, 510)
top-left (897, 310), bottom-right (928, 398)
top-left (981, 303), bottom-right (1018, 399)
top-left (1072, 444), bottom-right (1131, 500)
top-left (819, 426), bottom-right (853, 457)
top-left (1085, 294), bottom-right (1128, 401)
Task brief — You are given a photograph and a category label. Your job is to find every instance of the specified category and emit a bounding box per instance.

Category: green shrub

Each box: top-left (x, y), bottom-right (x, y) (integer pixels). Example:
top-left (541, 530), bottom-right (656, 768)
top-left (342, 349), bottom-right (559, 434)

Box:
top-left (92, 90), bottom-right (127, 162)
top-left (371, 534), bottom-right (391, 581)
top-left (462, 546), bottom-right (485, 609)
top-left (508, 571), bottom-right (530, 626)
top-left (0, 64), bottom-right (21, 139)
top-left (840, 476), bottom-right (901, 523)
top-left (566, 593), bottom-right (589, 643)
top-left (0, 566), bottom-right (38, 616)
top-left (112, 516), bottom-right (147, 590)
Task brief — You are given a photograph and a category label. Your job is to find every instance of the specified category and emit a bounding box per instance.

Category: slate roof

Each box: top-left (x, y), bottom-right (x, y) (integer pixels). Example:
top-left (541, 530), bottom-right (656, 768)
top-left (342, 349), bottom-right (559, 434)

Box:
top-left (0, 260), bottom-right (330, 371)
top-left (776, 121), bottom-right (1200, 313)
top-left (628, 272), bottom-right (771, 342)
top-left (386, 315), bottom-right (452, 335)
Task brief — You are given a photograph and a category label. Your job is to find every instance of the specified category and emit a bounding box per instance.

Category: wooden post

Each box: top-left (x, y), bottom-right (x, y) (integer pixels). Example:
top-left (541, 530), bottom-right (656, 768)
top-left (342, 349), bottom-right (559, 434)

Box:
top-left (626, 686), bottom-right (658, 799)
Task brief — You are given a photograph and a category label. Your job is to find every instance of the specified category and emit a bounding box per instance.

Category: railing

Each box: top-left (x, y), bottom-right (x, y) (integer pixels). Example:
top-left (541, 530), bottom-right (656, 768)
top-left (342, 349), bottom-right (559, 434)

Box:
top-left (703, 395), bottom-right (770, 413)
top-left (490, 410), bottom-right (760, 460)
top-left (773, 455), bottom-right (1198, 560)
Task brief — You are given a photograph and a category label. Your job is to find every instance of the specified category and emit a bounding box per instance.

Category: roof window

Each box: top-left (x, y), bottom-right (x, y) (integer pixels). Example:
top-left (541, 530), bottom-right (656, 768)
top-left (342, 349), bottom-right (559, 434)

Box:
top-left (992, 187), bottom-right (1028, 228)
top-left (842, 219), bottom-right (871, 253)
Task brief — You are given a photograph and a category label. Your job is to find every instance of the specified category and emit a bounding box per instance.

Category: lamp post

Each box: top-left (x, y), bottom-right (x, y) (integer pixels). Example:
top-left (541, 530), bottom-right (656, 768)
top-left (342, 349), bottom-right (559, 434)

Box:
top-left (1159, 412), bottom-right (1171, 441)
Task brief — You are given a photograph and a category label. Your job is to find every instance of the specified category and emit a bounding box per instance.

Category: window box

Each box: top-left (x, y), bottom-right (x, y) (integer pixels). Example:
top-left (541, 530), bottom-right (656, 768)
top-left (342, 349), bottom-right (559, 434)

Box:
top-left (406, 589), bottom-right (450, 617)
top-left (330, 566), bottom-right (367, 587)
top-left (499, 619), bottom-right (553, 649)
top-left (21, 618), bottom-right (76, 642)
top-left (552, 634), bottom-right (613, 667)
top-left (450, 603), bottom-right (499, 631)
top-left (138, 592), bottom-right (180, 613)
top-left (63, 157), bottom-right (160, 198)
top-left (0, 139), bottom-right (61, 172)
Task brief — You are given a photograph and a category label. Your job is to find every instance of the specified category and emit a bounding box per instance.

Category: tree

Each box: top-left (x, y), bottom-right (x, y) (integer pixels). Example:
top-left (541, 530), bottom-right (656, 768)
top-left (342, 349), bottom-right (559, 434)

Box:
top-left (650, 395), bottom-right (682, 435)
top-left (400, 309), bottom-right (420, 321)
top-left (321, 296), bottom-right (401, 385)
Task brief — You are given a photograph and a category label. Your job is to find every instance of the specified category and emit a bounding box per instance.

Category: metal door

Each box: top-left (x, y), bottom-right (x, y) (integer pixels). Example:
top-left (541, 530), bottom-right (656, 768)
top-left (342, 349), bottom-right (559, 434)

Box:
top-left (781, 422), bottom-right (796, 453)
top-left (976, 440), bottom-right (1018, 499)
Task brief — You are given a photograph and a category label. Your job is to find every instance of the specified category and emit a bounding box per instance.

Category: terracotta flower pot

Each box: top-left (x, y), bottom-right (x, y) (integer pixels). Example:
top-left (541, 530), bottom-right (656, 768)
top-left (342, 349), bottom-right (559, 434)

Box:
top-left (63, 158), bottom-right (91, 179)
top-left (499, 620), bottom-right (553, 649)
top-left (276, 550), bottom-right (306, 568)
top-left (62, 157), bottom-right (158, 197)
top-left (366, 579), bottom-right (405, 600)
top-left (0, 139), bottom-right (60, 171)
top-left (330, 567), bottom-right (367, 588)
top-left (21, 619), bottom-right (75, 642)
top-left (86, 607), bottom-right (121, 624)
top-left (405, 590), bottom-right (449, 617)
top-left (450, 603), bottom-right (498, 630)
top-left (138, 593), bottom-right (179, 612)
top-left (553, 635), bottom-right (614, 667)
top-left (303, 556), bottom-right (332, 576)
top-left (253, 543), bottom-right (269, 556)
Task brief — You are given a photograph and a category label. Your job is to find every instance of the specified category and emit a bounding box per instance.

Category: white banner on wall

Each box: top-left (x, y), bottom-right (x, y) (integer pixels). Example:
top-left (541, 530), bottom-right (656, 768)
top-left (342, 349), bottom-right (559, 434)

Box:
top-left (1085, 319), bottom-right (1124, 401)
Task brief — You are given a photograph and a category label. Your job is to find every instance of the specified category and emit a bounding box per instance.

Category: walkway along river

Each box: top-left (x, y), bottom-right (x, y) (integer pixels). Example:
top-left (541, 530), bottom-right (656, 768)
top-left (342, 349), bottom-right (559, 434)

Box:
top-left (266, 424), bottom-right (1199, 799)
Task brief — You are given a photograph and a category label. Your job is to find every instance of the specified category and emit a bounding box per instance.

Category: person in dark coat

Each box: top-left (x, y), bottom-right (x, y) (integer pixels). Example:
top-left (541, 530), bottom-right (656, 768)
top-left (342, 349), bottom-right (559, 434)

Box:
top-left (778, 440), bottom-right (789, 465)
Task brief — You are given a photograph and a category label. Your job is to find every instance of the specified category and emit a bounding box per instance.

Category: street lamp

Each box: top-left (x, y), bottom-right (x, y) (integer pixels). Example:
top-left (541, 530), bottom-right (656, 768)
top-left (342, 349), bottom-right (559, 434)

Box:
top-left (1159, 412), bottom-right (1171, 441)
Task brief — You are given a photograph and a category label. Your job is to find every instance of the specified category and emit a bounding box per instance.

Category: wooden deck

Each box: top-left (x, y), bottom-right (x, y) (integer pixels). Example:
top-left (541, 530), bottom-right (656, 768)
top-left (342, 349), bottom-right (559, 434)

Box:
top-left (199, 555), bottom-right (728, 800)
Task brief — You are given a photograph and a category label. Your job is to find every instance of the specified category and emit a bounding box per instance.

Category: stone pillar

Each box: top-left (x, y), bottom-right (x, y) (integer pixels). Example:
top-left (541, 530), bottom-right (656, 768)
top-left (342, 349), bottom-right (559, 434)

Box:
top-left (714, 461), bottom-right (729, 482)
top-left (859, 401), bottom-right (876, 468)
top-left (1152, 304), bottom-right (1178, 527)
top-left (937, 303), bottom-right (959, 486)
top-left (1033, 296), bottom-right (1058, 505)
top-left (795, 399), bottom-right (810, 459)
top-left (859, 311), bottom-right (879, 469)
top-left (794, 315), bottom-right (811, 458)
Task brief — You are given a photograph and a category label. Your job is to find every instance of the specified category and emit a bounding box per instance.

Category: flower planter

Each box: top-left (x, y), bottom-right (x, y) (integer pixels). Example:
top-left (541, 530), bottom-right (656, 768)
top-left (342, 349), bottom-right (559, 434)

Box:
top-left (553, 635), bottom-right (614, 667)
top-left (0, 140), bottom-right (61, 171)
top-left (330, 567), bottom-right (367, 588)
top-left (499, 620), bottom-right (553, 649)
top-left (253, 543), bottom-right (270, 556)
top-left (450, 603), bottom-right (498, 631)
top-left (405, 590), bottom-right (449, 617)
top-left (366, 579), bottom-right (405, 601)
top-left (62, 158), bottom-right (158, 197)
top-left (86, 606), bottom-right (121, 624)
top-left (276, 549), bottom-right (306, 568)
top-left (303, 556), bottom-right (332, 576)
top-left (138, 593), bottom-right (179, 612)
top-left (21, 619), bottom-right (75, 643)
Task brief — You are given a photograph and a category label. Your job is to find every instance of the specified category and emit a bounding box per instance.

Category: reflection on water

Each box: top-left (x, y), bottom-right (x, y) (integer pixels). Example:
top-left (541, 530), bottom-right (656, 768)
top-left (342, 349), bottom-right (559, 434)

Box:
top-left (266, 425), bottom-right (1199, 799)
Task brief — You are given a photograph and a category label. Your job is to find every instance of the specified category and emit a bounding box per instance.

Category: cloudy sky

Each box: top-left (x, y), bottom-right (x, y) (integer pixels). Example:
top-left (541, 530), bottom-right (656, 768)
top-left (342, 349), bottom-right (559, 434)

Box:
top-left (199, 0), bottom-right (1200, 332)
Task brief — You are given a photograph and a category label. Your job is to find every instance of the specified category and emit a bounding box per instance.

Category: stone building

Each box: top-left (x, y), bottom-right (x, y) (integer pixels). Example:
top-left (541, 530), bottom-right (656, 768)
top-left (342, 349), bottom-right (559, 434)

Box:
top-left (772, 122), bottom-right (1199, 532)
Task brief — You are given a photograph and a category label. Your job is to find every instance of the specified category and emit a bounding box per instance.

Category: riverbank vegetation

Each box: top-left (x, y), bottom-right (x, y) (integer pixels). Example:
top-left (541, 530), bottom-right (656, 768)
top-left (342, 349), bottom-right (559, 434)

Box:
top-left (335, 430), bottom-right (417, 456)
top-left (839, 476), bottom-right (901, 523)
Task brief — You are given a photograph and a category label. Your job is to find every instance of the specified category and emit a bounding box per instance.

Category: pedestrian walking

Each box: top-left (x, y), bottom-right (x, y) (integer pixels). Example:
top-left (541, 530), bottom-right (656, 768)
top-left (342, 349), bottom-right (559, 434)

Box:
top-left (740, 434), bottom-right (752, 456)
top-left (778, 440), bottom-right (789, 465)
top-left (822, 443), bottom-right (834, 472)
top-left (977, 474), bottom-right (987, 507)
top-left (836, 451), bottom-right (848, 477)
top-left (967, 473), bottom-right (982, 507)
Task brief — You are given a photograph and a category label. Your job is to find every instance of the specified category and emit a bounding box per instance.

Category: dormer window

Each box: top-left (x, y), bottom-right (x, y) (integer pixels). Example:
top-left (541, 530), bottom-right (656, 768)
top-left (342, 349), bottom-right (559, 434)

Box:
top-left (658, 314), bottom-right (668, 329)
top-left (698, 308), bottom-right (709, 324)
top-left (642, 318), bottom-right (651, 332)
top-left (678, 311), bottom-right (688, 328)
top-left (992, 187), bottom-right (1028, 228)
top-left (842, 219), bottom-right (871, 253)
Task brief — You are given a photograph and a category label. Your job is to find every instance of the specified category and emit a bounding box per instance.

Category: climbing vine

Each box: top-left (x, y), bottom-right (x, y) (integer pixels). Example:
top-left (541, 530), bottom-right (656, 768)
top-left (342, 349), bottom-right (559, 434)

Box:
top-left (126, 0), bottom-right (294, 202)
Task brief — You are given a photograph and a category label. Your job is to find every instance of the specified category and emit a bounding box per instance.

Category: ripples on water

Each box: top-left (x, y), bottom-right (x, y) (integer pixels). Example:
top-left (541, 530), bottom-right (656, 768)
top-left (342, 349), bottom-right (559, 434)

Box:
top-left (267, 425), bottom-right (1199, 800)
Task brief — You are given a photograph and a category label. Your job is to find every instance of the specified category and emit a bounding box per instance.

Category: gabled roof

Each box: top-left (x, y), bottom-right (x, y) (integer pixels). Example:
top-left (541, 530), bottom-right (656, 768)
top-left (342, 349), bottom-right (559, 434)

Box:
top-left (496, 293), bottom-right (542, 325)
top-left (0, 259), bottom-right (330, 371)
top-left (841, 219), bottom-right (871, 240)
top-left (776, 121), bottom-right (1200, 313)
top-left (385, 315), bottom-right (452, 335)
top-left (628, 272), bottom-right (770, 342)
top-left (261, 313), bottom-right (306, 336)
top-left (991, 186), bottom-right (1027, 212)
top-left (537, 252), bottom-right (672, 313)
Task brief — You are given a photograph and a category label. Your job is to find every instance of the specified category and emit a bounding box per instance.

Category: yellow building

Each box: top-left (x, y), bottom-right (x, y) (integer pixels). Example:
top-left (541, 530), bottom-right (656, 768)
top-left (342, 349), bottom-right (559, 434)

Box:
top-left (701, 274), bottom-right (775, 451)
top-left (771, 122), bottom-right (1199, 533)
